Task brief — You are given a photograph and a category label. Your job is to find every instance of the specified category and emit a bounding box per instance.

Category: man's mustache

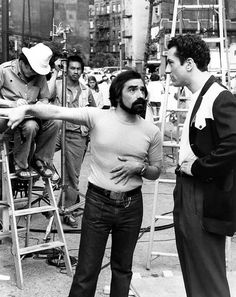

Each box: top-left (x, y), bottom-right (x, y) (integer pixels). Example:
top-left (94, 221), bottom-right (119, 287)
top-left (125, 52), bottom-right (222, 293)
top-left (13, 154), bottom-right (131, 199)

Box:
top-left (132, 98), bottom-right (146, 106)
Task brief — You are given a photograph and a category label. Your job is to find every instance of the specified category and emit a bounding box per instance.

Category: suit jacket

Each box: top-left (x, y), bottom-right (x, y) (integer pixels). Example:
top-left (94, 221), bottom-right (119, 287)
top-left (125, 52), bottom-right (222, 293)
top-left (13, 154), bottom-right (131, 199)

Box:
top-left (190, 76), bottom-right (236, 236)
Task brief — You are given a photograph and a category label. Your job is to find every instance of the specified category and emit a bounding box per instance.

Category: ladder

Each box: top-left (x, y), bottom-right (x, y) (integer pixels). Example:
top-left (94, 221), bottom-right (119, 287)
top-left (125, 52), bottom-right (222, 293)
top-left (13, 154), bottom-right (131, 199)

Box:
top-left (0, 134), bottom-right (73, 289)
top-left (146, 0), bottom-right (231, 270)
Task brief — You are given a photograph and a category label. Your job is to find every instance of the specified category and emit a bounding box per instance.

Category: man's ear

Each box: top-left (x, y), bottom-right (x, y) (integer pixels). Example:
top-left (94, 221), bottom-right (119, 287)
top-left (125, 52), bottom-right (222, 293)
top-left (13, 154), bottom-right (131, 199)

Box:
top-left (186, 58), bottom-right (194, 71)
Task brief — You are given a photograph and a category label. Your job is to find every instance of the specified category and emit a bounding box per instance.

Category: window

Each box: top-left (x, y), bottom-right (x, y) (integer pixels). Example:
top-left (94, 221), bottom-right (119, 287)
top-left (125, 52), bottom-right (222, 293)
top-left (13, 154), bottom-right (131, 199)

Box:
top-left (89, 8), bottom-right (94, 17)
top-left (68, 13), bottom-right (75, 20)
top-left (90, 33), bottom-right (94, 40)
top-left (89, 21), bottom-right (94, 29)
top-left (117, 4), bottom-right (121, 12)
top-left (107, 31), bottom-right (110, 38)
top-left (113, 44), bottom-right (116, 52)
top-left (113, 30), bottom-right (116, 38)
top-left (155, 6), bottom-right (160, 16)
top-left (118, 31), bottom-right (121, 38)
top-left (106, 5), bottom-right (110, 14)
top-left (106, 45), bottom-right (109, 52)
top-left (112, 4), bottom-right (116, 13)
top-left (90, 46), bottom-right (94, 53)
top-left (113, 18), bottom-right (116, 26)
top-left (95, 5), bottom-right (100, 14)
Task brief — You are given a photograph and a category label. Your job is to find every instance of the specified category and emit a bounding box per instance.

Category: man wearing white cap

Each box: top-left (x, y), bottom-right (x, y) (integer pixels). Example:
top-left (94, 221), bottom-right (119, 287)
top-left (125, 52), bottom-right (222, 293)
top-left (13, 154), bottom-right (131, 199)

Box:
top-left (0, 43), bottom-right (60, 179)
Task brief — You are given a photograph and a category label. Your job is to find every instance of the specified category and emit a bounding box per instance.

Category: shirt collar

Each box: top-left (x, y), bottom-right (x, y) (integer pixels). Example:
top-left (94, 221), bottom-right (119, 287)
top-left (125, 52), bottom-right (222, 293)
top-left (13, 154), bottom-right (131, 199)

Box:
top-left (67, 80), bottom-right (87, 91)
top-left (10, 59), bottom-right (21, 76)
top-left (14, 59), bottom-right (27, 81)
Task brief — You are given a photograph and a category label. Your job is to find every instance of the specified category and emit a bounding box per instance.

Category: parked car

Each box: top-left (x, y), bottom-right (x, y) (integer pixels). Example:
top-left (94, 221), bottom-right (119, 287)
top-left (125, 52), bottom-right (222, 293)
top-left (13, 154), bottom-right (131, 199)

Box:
top-left (89, 69), bottom-right (104, 82)
top-left (103, 66), bottom-right (120, 77)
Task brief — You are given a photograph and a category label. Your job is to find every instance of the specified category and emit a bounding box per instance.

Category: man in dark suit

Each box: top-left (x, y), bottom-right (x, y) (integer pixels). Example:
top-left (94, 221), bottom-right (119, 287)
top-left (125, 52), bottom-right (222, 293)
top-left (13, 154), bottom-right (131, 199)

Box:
top-left (166, 34), bottom-right (236, 297)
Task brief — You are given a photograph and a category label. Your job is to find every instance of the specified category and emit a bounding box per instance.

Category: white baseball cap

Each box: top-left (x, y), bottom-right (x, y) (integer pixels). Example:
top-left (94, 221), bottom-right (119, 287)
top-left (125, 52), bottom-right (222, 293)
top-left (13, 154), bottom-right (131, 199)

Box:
top-left (22, 43), bottom-right (52, 75)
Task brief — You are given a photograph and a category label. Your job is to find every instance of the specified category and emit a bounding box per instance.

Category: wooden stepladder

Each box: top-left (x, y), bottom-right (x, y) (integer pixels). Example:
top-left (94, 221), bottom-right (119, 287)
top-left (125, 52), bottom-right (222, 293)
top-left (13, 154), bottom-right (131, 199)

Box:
top-left (0, 133), bottom-right (72, 289)
top-left (146, 0), bottom-right (231, 270)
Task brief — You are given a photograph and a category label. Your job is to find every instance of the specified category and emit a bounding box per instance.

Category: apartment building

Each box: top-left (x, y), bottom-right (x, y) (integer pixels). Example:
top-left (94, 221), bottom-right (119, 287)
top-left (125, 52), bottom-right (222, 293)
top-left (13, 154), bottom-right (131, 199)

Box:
top-left (90, 0), bottom-right (236, 72)
top-left (1, 0), bottom-right (90, 63)
top-left (89, 0), bottom-right (150, 71)
top-left (89, 0), bottom-right (121, 67)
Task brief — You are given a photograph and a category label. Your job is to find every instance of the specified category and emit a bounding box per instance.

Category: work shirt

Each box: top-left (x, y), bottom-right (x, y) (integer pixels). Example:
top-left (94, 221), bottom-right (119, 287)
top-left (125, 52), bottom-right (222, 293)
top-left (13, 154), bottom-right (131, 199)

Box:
top-left (54, 79), bottom-right (96, 134)
top-left (0, 59), bottom-right (50, 105)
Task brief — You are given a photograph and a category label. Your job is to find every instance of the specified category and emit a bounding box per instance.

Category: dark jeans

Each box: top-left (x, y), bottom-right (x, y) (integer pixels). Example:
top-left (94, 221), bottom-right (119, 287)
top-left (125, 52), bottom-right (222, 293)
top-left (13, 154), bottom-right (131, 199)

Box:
top-left (68, 185), bottom-right (143, 297)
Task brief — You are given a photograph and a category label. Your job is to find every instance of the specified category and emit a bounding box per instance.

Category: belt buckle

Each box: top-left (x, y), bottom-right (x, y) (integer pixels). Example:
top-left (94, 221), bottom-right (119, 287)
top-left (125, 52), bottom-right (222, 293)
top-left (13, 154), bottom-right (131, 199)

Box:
top-left (109, 191), bottom-right (125, 200)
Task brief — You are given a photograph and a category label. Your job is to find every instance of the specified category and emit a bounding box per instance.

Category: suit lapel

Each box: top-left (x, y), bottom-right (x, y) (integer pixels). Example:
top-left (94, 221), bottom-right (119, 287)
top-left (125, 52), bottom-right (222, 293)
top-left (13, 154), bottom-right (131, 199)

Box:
top-left (190, 75), bottom-right (216, 126)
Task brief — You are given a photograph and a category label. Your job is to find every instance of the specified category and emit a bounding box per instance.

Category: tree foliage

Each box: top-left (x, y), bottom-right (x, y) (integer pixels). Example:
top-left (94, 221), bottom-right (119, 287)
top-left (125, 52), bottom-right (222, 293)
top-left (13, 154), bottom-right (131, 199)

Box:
top-left (90, 52), bottom-right (117, 68)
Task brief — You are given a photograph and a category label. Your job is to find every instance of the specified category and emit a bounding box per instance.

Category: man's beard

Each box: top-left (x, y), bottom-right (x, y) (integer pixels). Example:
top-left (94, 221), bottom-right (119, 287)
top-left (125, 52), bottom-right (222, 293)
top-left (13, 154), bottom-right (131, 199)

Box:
top-left (119, 97), bottom-right (147, 116)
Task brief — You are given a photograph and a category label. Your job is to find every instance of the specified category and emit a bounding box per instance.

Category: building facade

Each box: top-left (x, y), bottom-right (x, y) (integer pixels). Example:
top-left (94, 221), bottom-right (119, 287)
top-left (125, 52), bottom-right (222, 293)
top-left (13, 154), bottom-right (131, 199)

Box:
top-left (90, 0), bottom-right (150, 71)
top-left (152, 0), bottom-right (236, 73)
top-left (53, 0), bottom-right (90, 62)
top-left (90, 0), bottom-right (236, 72)
top-left (1, 0), bottom-right (90, 63)
top-left (89, 0), bottom-right (121, 67)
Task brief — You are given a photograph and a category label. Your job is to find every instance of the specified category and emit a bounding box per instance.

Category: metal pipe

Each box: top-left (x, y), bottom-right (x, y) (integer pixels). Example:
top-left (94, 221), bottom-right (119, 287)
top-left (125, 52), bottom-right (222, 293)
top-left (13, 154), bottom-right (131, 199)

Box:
top-left (2, 0), bottom-right (9, 62)
top-left (60, 56), bottom-right (67, 209)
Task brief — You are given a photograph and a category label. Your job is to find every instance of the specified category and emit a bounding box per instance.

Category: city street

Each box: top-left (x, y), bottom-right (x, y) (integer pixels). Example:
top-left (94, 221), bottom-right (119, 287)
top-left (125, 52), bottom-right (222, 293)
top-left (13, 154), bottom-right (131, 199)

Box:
top-left (1, 150), bottom-right (236, 296)
top-left (0, 0), bottom-right (236, 296)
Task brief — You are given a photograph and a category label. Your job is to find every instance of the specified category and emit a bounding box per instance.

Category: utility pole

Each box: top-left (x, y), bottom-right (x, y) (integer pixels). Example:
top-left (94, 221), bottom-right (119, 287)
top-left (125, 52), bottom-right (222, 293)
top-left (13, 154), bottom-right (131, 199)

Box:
top-left (22, 0), bottom-right (25, 45)
top-left (143, 0), bottom-right (162, 74)
top-left (143, 0), bottom-right (155, 74)
top-left (2, 0), bottom-right (9, 62)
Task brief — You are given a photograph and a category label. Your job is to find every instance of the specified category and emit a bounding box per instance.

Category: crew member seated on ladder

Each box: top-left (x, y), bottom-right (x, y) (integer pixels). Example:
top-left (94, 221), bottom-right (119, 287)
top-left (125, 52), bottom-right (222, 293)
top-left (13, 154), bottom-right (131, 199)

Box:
top-left (0, 43), bottom-right (59, 181)
top-left (0, 43), bottom-right (72, 289)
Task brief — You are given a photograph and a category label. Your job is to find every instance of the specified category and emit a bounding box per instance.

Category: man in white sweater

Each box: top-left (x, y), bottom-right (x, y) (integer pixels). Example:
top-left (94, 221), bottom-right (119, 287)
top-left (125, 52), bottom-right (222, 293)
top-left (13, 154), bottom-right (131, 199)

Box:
top-left (0, 70), bottom-right (162, 297)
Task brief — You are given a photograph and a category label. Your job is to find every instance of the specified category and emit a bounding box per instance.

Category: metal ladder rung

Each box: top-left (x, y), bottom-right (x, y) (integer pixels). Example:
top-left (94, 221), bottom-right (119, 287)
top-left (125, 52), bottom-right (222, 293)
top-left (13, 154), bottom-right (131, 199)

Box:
top-left (203, 37), bottom-right (226, 43)
top-left (166, 108), bottom-right (188, 112)
top-left (177, 4), bottom-right (219, 10)
top-left (9, 173), bottom-right (20, 179)
top-left (0, 136), bottom-right (73, 289)
top-left (0, 231), bottom-right (11, 239)
top-left (0, 202), bottom-right (9, 209)
top-left (0, 227), bottom-right (27, 240)
top-left (11, 205), bottom-right (57, 217)
top-left (158, 178), bottom-right (176, 184)
top-left (163, 141), bottom-right (180, 148)
top-left (19, 240), bottom-right (65, 255)
top-left (12, 197), bottom-right (30, 204)
top-left (151, 251), bottom-right (178, 257)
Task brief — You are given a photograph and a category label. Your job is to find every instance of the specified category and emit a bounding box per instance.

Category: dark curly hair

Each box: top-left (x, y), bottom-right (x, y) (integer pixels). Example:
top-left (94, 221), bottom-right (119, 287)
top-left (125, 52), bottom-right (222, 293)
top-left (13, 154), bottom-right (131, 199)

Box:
top-left (67, 55), bottom-right (84, 73)
top-left (167, 34), bottom-right (210, 71)
top-left (109, 70), bottom-right (148, 107)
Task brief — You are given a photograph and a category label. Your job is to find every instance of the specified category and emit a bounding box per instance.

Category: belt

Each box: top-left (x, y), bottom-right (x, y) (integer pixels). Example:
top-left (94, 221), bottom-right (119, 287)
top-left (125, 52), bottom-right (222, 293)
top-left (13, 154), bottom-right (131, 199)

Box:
top-left (88, 182), bottom-right (141, 200)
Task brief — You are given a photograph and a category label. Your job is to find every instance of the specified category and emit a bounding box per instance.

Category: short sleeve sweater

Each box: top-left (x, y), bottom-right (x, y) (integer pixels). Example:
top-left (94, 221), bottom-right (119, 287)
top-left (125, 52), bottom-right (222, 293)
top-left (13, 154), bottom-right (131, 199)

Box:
top-left (76, 107), bottom-right (162, 191)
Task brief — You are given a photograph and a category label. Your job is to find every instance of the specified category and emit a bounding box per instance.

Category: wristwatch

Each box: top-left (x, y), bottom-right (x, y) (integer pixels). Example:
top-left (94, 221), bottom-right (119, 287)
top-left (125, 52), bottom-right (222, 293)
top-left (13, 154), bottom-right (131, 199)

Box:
top-left (140, 163), bottom-right (148, 176)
